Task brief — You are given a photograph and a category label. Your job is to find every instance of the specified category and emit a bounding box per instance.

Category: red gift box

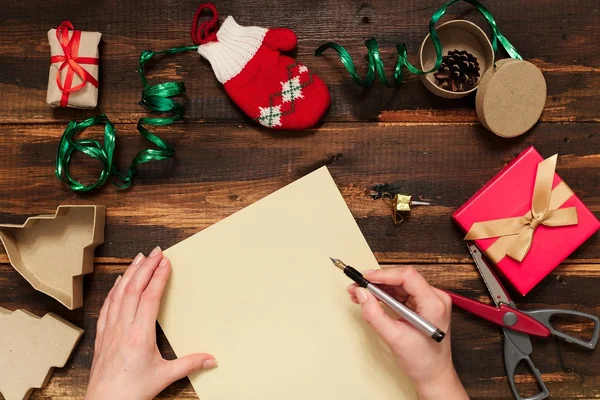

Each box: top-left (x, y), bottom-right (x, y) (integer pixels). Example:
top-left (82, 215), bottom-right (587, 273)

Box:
top-left (453, 147), bottom-right (600, 295)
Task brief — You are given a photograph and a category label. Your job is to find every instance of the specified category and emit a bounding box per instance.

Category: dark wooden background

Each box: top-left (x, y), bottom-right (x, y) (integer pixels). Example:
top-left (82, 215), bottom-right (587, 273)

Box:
top-left (1, 0), bottom-right (599, 399)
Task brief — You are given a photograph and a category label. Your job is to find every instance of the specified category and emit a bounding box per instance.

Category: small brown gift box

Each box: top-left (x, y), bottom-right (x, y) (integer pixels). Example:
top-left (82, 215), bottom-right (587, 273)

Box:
top-left (46, 21), bottom-right (101, 108)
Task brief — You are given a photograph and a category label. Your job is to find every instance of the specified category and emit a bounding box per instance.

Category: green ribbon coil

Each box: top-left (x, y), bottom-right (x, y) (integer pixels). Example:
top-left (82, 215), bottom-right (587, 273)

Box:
top-left (55, 45), bottom-right (198, 192)
top-left (315, 0), bottom-right (522, 87)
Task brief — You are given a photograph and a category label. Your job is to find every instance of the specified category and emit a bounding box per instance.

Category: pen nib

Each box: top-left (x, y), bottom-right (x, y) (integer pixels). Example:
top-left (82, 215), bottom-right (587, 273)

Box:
top-left (330, 258), bottom-right (347, 271)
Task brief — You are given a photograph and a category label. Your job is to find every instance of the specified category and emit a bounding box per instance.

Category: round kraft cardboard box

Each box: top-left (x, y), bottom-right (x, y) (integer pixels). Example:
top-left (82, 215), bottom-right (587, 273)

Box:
top-left (476, 59), bottom-right (547, 138)
top-left (475, 58), bottom-right (520, 131)
top-left (418, 20), bottom-right (494, 99)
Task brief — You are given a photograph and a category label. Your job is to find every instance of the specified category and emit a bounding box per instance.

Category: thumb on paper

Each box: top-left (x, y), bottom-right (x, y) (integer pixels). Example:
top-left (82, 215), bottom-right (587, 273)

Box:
top-left (163, 353), bottom-right (217, 383)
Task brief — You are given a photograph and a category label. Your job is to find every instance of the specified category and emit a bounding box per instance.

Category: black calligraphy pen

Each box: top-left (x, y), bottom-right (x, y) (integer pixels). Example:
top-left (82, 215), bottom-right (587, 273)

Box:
top-left (330, 258), bottom-right (446, 342)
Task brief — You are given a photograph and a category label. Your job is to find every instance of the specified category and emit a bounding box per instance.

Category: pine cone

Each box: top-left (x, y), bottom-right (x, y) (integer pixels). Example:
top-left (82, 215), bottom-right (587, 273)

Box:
top-left (433, 49), bottom-right (480, 92)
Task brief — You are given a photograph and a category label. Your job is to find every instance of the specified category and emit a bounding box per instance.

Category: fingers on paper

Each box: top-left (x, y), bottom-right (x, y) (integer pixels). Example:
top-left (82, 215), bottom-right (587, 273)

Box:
top-left (120, 248), bottom-right (164, 324)
top-left (347, 283), bottom-right (360, 303)
top-left (136, 256), bottom-right (171, 326)
top-left (107, 252), bottom-right (146, 327)
top-left (163, 353), bottom-right (217, 384)
top-left (356, 288), bottom-right (404, 345)
top-left (94, 275), bottom-right (121, 355)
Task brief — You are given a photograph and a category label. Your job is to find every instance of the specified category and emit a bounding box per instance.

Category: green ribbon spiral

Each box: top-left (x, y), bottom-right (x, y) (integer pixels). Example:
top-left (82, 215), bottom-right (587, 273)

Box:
top-left (55, 45), bottom-right (198, 192)
top-left (315, 0), bottom-right (522, 87)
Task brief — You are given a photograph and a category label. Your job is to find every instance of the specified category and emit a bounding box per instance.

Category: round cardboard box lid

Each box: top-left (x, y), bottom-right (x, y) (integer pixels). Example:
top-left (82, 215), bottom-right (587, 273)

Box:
top-left (475, 59), bottom-right (546, 138)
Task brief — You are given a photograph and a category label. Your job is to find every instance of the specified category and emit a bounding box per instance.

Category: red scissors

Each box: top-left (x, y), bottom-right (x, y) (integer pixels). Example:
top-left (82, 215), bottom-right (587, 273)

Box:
top-left (446, 242), bottom-right (599, 400)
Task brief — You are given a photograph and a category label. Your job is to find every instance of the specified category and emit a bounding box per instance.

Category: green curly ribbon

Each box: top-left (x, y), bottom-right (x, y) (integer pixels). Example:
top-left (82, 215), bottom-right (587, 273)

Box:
top-left (315, 0), bottom-right (522, 87)
top-left (55, 45), bottom-right (198, 192)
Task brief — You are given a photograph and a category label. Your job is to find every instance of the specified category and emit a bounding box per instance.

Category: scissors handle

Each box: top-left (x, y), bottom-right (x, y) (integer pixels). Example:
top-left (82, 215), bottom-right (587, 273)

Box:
top-left (504, 329), bottom-right (549, 400)
top-left (525, 309), bottom-right (600, 350)
top-left (446, 291), bottom-right (551, 337)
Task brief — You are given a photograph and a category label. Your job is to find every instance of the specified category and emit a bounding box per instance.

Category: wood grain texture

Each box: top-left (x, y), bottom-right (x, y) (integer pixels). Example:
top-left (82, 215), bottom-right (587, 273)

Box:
top-left (2, 0), bottom-right (600, 124)
top-left (1, 263), bottom-right (599, 400)
top-left (2, 0), bottom-right (600, 399)
top-left (0, 122), bottom-right (598, 264)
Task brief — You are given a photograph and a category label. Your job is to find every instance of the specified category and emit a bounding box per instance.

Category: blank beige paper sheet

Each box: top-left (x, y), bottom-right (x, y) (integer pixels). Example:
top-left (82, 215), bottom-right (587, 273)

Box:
top-left (158, 167), bottom-right (417, 400)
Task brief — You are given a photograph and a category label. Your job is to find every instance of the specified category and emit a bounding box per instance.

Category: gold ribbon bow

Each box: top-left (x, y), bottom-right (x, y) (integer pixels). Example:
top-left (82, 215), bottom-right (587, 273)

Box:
top-left (464, 155), bottom-right (578, 262)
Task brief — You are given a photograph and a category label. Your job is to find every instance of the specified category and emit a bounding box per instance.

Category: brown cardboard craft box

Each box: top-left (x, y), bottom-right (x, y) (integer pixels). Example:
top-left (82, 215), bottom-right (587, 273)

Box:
top-left (418, 19), bottom-right (494, 99)
top-left (0, 307), bottom-right (83, 400)
top-left (476, 58), bottom-right (547, 138)
top-left (0, 205), bottom-right (105, 309)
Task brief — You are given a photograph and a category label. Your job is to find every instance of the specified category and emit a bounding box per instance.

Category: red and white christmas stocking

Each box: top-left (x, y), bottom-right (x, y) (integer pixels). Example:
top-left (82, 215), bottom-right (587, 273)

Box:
top-left (192, 3), bottom-right (330, 130)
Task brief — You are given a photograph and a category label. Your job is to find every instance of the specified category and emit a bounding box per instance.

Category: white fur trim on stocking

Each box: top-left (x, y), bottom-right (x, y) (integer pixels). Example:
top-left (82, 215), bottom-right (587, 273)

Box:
top-left (197, 16), bottom-right (268, 84)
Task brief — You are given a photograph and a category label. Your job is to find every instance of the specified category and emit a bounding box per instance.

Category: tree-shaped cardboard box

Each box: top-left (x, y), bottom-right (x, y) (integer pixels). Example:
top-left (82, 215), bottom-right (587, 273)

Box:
top-left (0, 205), bottom-right (105, 309)
top-left (0, 307), bottom-right (84, 400)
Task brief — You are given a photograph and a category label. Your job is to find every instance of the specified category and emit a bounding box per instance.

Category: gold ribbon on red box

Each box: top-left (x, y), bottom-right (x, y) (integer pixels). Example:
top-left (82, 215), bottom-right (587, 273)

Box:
top-left (464, 155), bottom-right (579, 262)
top-left (50, 21), bottom-right (99, 107)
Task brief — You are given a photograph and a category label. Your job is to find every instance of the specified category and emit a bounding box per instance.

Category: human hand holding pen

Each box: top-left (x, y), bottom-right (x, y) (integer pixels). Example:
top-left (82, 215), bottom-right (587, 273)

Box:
top-left (347, 266), bottom-right (469, 400)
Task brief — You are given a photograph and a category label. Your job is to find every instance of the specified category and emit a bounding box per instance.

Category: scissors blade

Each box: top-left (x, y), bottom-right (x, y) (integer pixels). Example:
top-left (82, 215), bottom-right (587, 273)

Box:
top-left (466, 242), bottom-right (512, 307)
top-left (504, 327), bottom-right (533, 356)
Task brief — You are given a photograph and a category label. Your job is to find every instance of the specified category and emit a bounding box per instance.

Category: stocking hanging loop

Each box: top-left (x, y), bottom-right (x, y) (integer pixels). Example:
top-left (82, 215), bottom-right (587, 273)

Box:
top-left (191, 2), bottom-right (219, 45)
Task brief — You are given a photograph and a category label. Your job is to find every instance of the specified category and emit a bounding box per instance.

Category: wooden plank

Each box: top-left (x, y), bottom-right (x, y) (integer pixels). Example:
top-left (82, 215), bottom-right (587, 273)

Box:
top-left (2, 2), bottom-right (599, 399)
top-left (2, 0), bottom-right (600, 124)
top-left (0, 122), bottom-right (598, 264)
top-left (1, 262), bottom-right (598, 400)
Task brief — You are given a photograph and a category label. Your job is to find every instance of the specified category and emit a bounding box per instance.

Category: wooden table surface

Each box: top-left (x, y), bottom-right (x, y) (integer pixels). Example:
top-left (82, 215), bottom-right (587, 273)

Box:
top-left (1, 0), bottom-right (600, 399)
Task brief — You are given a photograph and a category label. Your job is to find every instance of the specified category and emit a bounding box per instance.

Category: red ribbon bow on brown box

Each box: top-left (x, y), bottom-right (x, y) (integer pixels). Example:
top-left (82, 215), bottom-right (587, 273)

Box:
top-left (47, 21), bottom-right (101, 108)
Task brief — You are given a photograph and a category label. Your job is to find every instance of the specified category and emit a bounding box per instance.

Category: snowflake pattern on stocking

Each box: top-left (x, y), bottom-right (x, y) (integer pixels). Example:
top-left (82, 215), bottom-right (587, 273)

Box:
top-left (258, 105), bottom-right (282, 127)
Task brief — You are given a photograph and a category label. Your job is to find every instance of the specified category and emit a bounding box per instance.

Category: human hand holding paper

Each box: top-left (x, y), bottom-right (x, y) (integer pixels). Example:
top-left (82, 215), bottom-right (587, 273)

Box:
top-left (347, 267), bottom-right (469, 400)
top-left (85, 247), bottom-right (217, 400)
top-left (86, 251), bottom-right (467, 400)
top-left (86, 168), bottom-right (468, 399)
